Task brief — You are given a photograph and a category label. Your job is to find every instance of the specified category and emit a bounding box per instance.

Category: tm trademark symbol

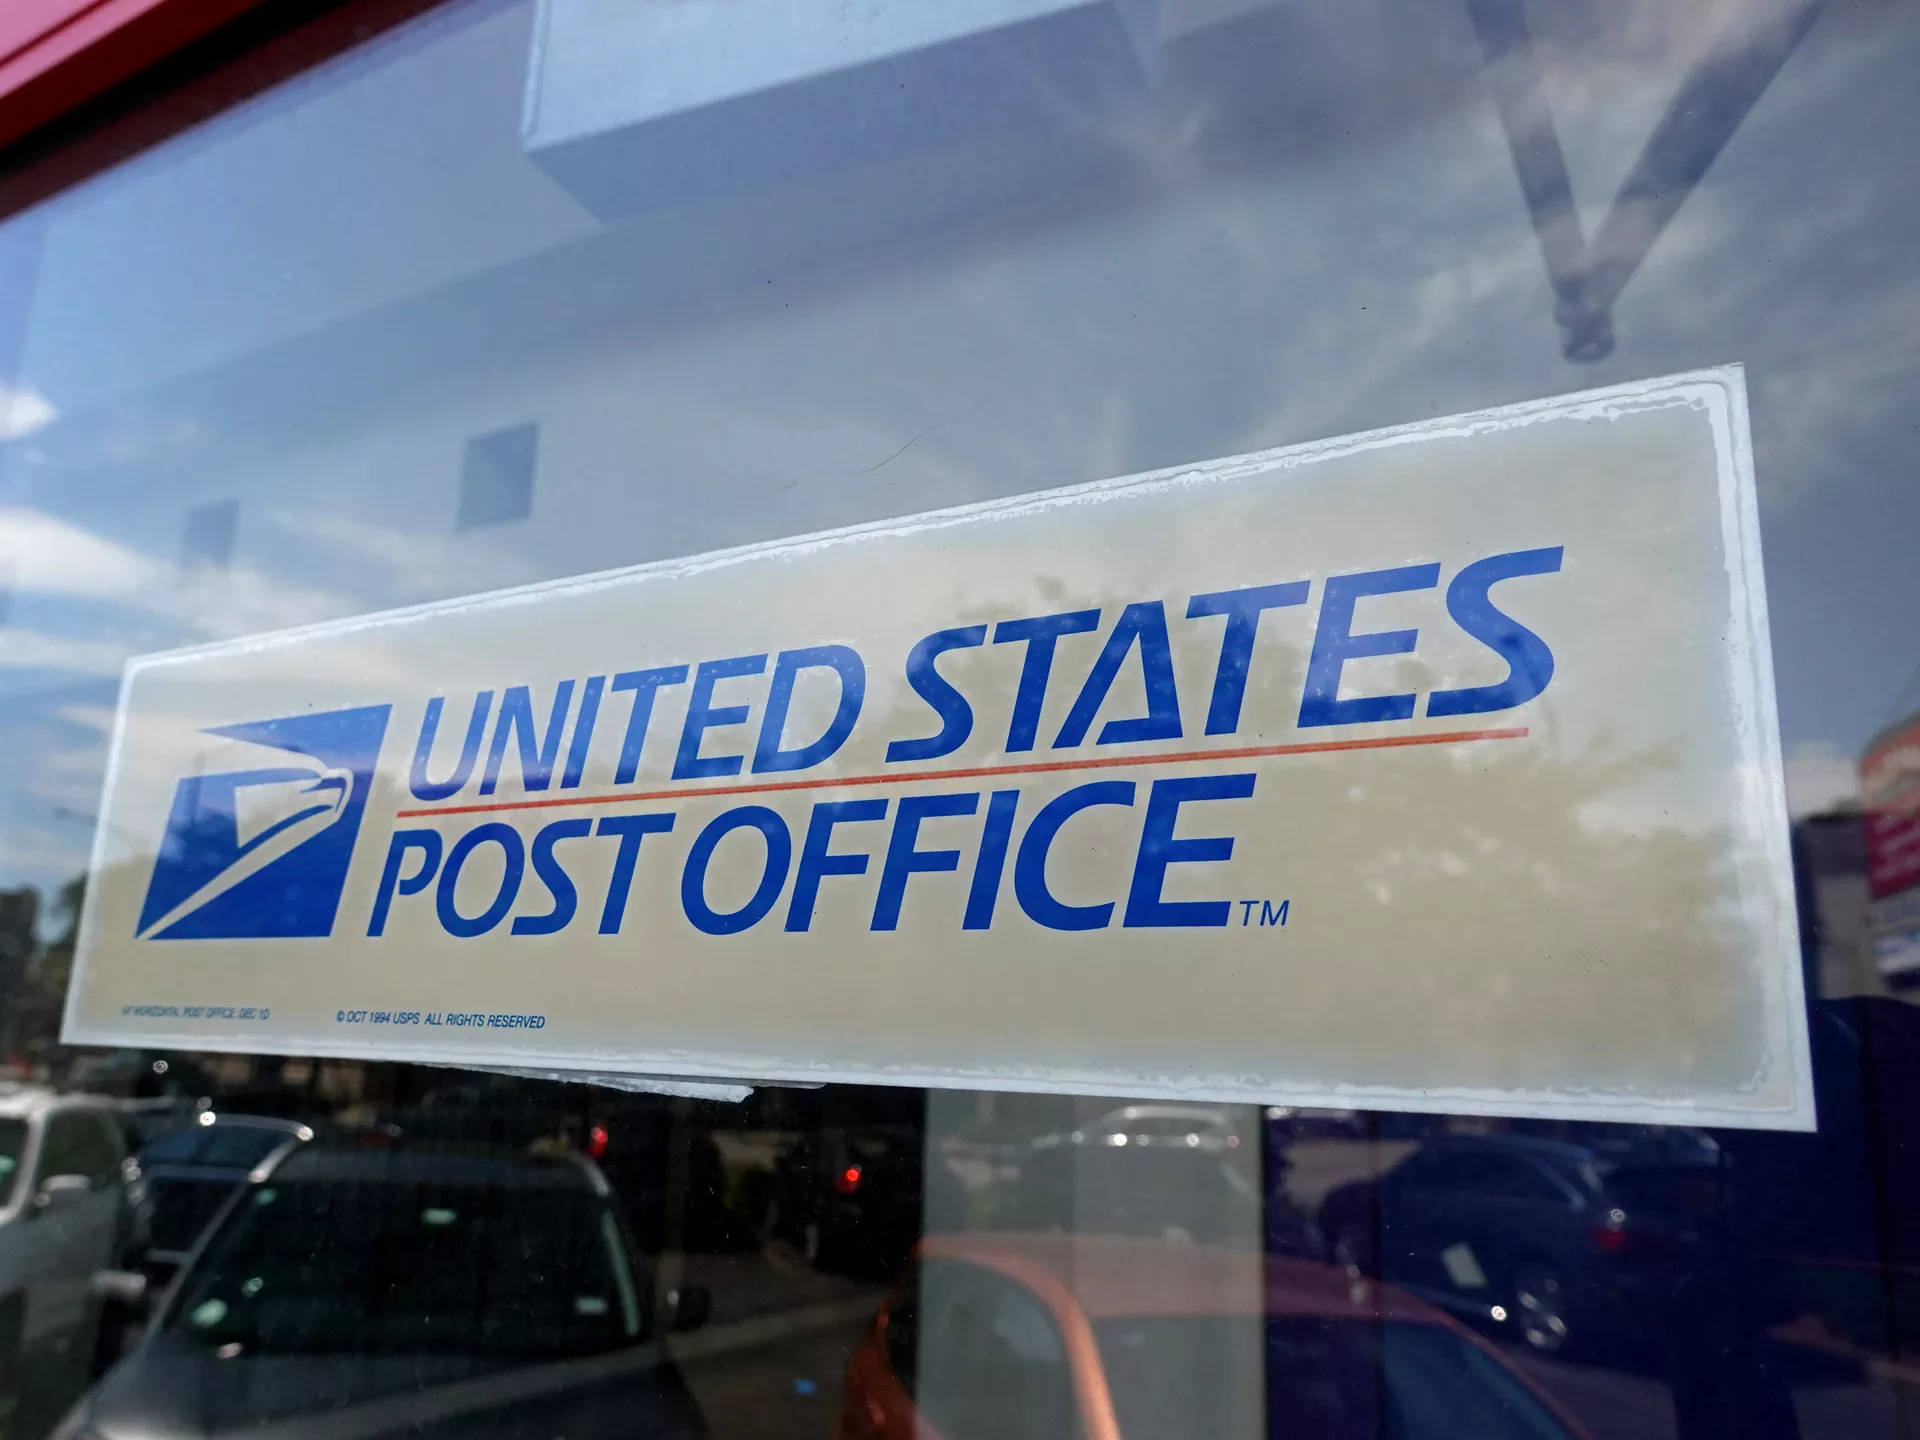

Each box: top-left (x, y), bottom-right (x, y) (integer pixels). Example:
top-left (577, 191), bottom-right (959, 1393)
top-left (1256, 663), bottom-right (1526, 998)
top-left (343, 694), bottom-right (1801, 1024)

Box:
top-left (1236, 899), bottom-right (1290, 928)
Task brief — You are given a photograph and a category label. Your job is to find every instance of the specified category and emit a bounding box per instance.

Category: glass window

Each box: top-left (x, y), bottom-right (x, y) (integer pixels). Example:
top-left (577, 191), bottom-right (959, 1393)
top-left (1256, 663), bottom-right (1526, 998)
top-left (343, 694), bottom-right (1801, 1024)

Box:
top-left (1504, 1165), bottom-right (1572, 1204)
top-left (1398, 1151), bottom-right (1570, 1203)
top-left (139, 1121), bottom-right (289, 1170)
top-left (0, 0), bottom-right (1916, 1437)
top-left (1399, 1153), bottom-right (1485, 1195)
top-left (193, 1124), bottom-right (295, 1170)
top-left (138, 1127), bottom-right (208, 1165)
top-left (35, 1110), bottom-right (122, 1184)
top-left (0, 1117), bottom-right (25, 1205)
top-left (1470, 1159), bottom-right (1567, 1204)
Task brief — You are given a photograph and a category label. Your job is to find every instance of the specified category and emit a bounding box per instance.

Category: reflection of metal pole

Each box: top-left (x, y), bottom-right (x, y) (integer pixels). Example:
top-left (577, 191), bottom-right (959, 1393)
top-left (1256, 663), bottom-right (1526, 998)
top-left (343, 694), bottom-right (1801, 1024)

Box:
top-left (1463, 0), bottom-right (1611, 360)
top-left (660, 1096), bottom-right (693, 1335)
top-left (1470, 0), bottom-right (1826, 362)
top-left (1583, 0), bottom-right (1825, 316)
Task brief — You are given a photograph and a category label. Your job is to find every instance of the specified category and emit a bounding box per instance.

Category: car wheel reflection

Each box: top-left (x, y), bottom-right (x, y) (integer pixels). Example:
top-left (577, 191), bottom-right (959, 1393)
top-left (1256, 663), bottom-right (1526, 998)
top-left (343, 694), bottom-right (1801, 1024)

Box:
top-left (1513, 1264), bottom-right (1572, 1354)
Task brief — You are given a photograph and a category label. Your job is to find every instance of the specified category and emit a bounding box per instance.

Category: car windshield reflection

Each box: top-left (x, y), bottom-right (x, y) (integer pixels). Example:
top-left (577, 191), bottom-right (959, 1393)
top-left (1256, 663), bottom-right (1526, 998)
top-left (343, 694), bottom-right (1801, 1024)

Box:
top-left (163, 1146), bottom-right (643, 1359)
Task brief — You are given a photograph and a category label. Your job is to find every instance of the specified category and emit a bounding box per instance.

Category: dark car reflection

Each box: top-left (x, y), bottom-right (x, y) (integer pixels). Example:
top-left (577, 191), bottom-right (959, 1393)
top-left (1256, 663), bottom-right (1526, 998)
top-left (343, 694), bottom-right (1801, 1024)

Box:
top-left (127, 1113), bottom-right (312, 1268)
top-left (22, 987), bottom-right (1920, 1440)
top-left (60, 1143), bottom-right (709, 1440)
top-left (767, 1123), bottom-right (924, 1276)
top-left (58, 1055), bottom-right (219, 1148)
top-left (374, 1076), bottom-right (734, 1254)
top-left (1316, 1132), bottom-right (1718, 1356)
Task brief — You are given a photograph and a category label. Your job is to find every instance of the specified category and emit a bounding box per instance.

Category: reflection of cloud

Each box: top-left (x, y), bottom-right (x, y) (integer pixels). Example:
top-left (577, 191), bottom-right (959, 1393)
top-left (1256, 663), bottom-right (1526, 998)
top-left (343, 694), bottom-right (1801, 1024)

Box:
top-left (274, 507), bottom-right (438, 575)
top-left (183, 564), bottom-right (342, 641)
top-left (1785, 739), bottom-right (1860, 816)
top-left (264, 506), bottom-right (543, 604)
top-left (54, 703), bottom-right (116, 734)
top-left (0, 383), bottom-right (56, 441)
top-left (0, 823), bottom-right (91, 889)
top-left (0, 506), bottom-right (347, 671)
top-left (0, 629), bottom-right (133, 677)
top-left (0, 508), bottom-right (156, 598)
top-left (20, 746), bottom-right (113, 828)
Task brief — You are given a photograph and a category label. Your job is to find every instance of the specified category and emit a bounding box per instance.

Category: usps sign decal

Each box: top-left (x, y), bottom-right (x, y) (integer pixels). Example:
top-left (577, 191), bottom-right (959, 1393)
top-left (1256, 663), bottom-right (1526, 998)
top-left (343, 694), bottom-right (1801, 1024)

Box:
top-left (66, 370), bottom-right (1812, 1129)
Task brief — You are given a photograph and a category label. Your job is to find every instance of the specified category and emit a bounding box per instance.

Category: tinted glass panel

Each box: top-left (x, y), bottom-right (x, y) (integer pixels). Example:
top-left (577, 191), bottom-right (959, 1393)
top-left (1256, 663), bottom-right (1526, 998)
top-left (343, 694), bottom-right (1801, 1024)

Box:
top-left (138, 1127), bottom-right (208, 1165)
top-left (36, 1110), bottom-right (120, 1182)
top-left (0, 1117), bottom-right (25, 1205)
top-left (0, 0), bottom-right (1915, 1438)
top-left (194, 1125), bottom-right (294, 1169)
top-left (1096, 1317), bottom-right (1572, 1440)
top-left (166, 1159), bottom-right (641, 1357)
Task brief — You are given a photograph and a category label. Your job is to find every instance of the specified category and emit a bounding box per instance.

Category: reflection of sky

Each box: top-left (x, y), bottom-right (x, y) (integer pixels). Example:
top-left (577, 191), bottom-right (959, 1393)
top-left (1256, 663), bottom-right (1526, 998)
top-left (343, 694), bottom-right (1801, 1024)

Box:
top-left (0, 0), bottom-right (1914, 898)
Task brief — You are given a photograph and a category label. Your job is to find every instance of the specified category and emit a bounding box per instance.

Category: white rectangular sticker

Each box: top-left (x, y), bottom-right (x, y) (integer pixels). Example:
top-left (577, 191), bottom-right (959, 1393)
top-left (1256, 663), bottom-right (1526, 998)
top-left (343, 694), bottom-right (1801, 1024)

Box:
top-left (65, 368), bottom-right (1812, 1129)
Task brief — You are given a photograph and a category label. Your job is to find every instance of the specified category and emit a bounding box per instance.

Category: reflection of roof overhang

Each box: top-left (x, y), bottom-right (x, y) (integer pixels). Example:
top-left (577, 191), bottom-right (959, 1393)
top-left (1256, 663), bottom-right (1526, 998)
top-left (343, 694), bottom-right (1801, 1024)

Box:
top-left (0, 0), bottom-right (263, 155)
top-left (521, 0), bottom-right (1161, 223)
top-left (1467, 0), bottom-right (1826, 361)
top-left (0, 0), bottom-right (450, 223)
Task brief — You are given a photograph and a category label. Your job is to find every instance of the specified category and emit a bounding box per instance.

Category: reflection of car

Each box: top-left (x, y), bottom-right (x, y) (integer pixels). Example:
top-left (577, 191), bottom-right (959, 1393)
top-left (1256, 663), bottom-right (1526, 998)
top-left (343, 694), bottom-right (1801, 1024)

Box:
top-left (128, 1113), bottom-right (312, 1266)
top-left (372, 1077), bottom-right (736, 1253)
top-left (374, 1074), bottom-right (595, 1151)
top-left (65, 1143), bottom-right (710, 1440)
top-left (1317, 1134), bottom-right (1717, 1354)
top-left (768, 1125), bottom-right (923, 1275)
top-left (60, 1054), bottom-right (219, 1145)
top-left (1263, 1105), bottom-right (1371, 1140)
top-left (1008, 1141), bottom-right (1288, 1252)
top-left (837, 1234), bottom-right (1587, 1440)
top-left (1031, 1104), bottom-right (1240, 1155)
top-left (0, 1089), bottom-right (132, 1389)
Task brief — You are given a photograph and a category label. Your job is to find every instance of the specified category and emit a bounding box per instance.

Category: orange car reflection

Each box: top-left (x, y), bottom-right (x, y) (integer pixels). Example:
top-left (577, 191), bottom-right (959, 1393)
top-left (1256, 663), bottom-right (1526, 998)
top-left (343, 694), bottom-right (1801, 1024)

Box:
top-left (838, 1234), bottom-right (1589, 1440)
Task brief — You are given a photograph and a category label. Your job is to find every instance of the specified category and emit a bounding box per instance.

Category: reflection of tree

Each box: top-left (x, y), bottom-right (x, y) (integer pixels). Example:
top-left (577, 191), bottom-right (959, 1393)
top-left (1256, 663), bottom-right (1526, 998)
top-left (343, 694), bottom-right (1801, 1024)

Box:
top-left (0, 875), bottom-right (83, 1067)
top-left (37, 875), bottom-right (84, 1010)
top-left (0, 884), bottom-right (37, 1060)
top-left (850, 570), bottom-right (1758, 1103)
top-left (1295, 731), bottom-right (1751, 1097)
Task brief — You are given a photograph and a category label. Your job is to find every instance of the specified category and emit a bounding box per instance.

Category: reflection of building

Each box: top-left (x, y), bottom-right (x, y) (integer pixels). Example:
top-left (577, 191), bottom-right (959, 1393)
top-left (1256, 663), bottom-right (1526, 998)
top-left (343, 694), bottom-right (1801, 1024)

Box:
top-left (1798, 713), bottom-right (1920, 999)
top-left (1795, 809), bottom-right (1877, 999)
top-left (1864, 712), bottom-right (1920, 986)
